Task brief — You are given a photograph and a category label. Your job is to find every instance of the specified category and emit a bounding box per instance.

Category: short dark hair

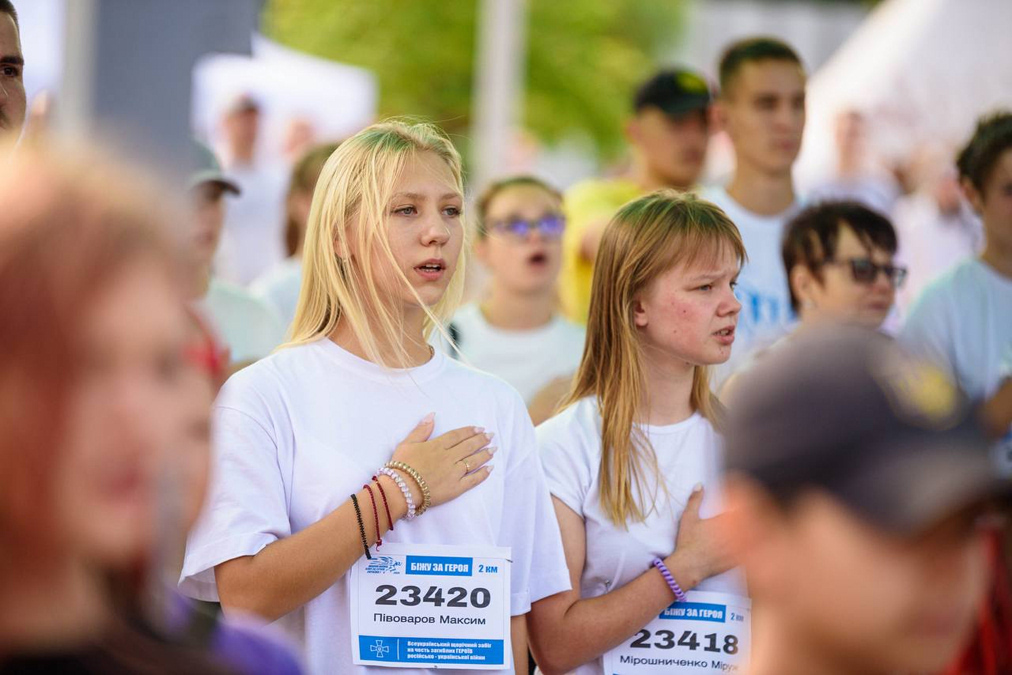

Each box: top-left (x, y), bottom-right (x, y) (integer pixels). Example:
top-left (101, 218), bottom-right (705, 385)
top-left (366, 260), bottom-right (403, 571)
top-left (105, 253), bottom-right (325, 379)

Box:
top-left (718, 37), bottom-right (803, 95)
top-left (0, 1), bottom-right (17, 28)
top-left (781, 201), bottom-right (898, 312)
top-left (475, 175), bottom-right (562, 238)
top-left (956, 110), bottom-right (1012, 194)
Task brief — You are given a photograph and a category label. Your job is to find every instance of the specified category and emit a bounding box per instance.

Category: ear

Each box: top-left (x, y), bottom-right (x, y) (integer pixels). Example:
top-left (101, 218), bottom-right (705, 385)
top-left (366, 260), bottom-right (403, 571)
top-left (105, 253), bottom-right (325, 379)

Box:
top-left (960, 176), bottom-right (984, 214)
top-left (632, 296), bottom-right (649, 328)
top-left (624, 117), bottom-right (640, 145)
top-left (790, 264), bottom-right (819, 312)
top-left (722, 476), bottom-right (790, 601)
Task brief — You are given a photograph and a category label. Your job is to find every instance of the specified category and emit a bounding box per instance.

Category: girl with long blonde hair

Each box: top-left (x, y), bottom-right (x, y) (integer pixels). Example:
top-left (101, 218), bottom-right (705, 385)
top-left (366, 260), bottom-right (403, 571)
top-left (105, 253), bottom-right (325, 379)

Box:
top-left (180, 120), bottom-right (570, 675)
top-left (529, 191), bottom-right (748, 675)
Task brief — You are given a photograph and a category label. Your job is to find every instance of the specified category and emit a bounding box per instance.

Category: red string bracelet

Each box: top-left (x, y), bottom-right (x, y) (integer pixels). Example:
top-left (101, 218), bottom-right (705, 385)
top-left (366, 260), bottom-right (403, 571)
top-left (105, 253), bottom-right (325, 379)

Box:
top-left (372, 475), bottom-right (394, 532)
top-left (363, 483), bottom-right (383, 549)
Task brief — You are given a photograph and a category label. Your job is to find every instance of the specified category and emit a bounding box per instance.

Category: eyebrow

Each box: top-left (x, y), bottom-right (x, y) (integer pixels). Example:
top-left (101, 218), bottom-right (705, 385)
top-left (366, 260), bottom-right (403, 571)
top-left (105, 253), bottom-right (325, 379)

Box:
top-left (686, 269), bottom-right (738, 282)
top-left (391, 191), bottom-right (462, 202)
top-left (1, 56), bottom-right (24, 66)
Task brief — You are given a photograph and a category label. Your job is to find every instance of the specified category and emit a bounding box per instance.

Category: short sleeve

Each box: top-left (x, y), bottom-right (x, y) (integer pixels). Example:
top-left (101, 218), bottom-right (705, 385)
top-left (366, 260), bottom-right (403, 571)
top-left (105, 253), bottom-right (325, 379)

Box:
top-left (496, 390), bottom-right (571, 615)
top-left (179, 371), bottom-right (293, 601)
top-left (536, 410), bottom-right (594, 519)
top-left (901, 282), bottom-right (957, 378)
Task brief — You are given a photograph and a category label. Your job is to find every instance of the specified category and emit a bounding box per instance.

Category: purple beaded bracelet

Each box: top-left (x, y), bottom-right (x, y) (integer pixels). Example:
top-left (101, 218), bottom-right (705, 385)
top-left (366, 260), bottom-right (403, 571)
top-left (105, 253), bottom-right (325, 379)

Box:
top-left (652, 557), bottom-right (687, 603)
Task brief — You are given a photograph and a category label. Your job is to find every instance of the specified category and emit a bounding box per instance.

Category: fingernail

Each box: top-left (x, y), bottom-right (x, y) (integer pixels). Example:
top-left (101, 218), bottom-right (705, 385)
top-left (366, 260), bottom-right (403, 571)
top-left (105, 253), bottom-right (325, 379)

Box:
top-left (692, 482), bottom-right (703, 493)
top-left (422, 413), bottom-right (435, 424)
top-left (485, 432), bottom-right (495, 442)
top-left (473, 426), bottom-right (485, 434)
top-left (488, 446), bottom-right (498, 455)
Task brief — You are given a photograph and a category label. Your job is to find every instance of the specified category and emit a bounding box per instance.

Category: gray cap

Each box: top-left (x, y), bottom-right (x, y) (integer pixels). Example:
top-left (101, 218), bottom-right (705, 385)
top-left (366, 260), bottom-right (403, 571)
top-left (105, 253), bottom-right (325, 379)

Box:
top-left (189, 140), bottom-right (241, 195)
top-left (724, 325), bottom-right (1010, 534)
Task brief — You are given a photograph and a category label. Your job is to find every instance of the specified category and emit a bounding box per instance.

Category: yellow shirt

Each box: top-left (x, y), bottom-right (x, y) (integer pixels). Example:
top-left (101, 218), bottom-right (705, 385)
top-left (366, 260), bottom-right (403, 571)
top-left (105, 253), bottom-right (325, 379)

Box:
top-left (560, 178), bottom-right (643, 324)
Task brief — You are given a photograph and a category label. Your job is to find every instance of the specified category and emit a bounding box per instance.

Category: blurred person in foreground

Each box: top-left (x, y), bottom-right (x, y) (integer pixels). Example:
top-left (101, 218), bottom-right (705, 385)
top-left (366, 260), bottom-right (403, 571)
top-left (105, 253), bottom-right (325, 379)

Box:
top-left (251, 141), bottom-right (339, 329)
top-left (561, 67), bottom-right (712, 325)
top-left (722, 201), bottom-right (905, 402)
top-left (0, 146), bottom-right (232, 673)
top-left (186, 141), bottom-right (284, 372)
top-left (903, 112), bottom-right (1012, 409)
top-left (438, 176), bottom-right (584, 425)
top-left (722, 326), bottom-right (1009, 675)
top-left (0, 0), bottom-right (25, 142)
top-left (213, 94), bottom-right (288, 285)
top-left (705, 37), bottom-right (807, 379)
top-left (808, 109), bottom-right (902, 216)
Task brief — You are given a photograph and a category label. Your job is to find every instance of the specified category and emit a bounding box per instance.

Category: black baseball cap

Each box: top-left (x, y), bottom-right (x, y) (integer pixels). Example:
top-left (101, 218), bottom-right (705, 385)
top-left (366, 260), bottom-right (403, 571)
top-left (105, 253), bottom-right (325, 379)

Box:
top-left (724, 325), bottom-right (1011, 535)
top-left (634, 68), bottom-right (712, 117)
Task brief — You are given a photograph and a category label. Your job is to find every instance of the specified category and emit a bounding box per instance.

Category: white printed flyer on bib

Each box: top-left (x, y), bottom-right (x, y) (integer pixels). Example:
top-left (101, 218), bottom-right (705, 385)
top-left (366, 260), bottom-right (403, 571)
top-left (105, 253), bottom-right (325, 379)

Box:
top-left (603, 590), bottom-right (751, 674)
top-left (350, 543), bottom-right (513, 669)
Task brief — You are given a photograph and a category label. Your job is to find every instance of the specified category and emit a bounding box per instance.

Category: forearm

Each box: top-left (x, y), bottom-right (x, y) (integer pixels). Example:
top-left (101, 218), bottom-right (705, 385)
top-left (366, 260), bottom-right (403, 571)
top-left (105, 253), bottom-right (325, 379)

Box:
top-left (529, 550), bottom-right (702, 675)
top-left (217, 475), bottom-right (408, 622)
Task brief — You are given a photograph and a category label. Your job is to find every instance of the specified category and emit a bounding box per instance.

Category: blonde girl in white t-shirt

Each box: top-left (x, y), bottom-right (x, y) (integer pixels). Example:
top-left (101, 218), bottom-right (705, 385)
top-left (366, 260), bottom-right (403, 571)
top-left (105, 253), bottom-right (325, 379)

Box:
top-left (181, 121), bottom-right (570, 674)
top-left (529, 191), bottom-right (747, 675)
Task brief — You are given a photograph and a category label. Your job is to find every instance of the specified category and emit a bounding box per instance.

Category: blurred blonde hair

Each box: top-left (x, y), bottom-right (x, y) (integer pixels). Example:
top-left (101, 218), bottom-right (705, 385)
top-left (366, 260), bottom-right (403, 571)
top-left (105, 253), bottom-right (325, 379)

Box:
top-left (287, 120), bottom-right (466, 367)
top-left (564, 190), bottom-right (746, 527)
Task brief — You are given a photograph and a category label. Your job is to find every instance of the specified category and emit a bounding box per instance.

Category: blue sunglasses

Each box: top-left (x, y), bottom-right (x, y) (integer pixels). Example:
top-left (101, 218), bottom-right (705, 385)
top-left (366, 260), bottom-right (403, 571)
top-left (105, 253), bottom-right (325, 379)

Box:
top-left (488, 214), bottom-right (566, 240)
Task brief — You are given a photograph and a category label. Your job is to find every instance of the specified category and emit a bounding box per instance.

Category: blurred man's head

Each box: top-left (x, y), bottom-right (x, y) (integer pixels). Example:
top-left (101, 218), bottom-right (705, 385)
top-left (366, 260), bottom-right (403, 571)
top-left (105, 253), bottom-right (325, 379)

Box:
top-left (957, 110), bottom-right (1012, 254)
top-left (187, 141), bottom-right (239, 271)
top-left (783, 201), bottom-right (902, 328)
top-left (716, 37), bottom-right (806, 177)
top-left (626, 68), bottom-right (711, 190)
top-left (723, 327), bottom-right (1005, 674)
top-left (0, 0), bottom-right (25, 137)
top-left (221, 94), bottom-right (260, 165)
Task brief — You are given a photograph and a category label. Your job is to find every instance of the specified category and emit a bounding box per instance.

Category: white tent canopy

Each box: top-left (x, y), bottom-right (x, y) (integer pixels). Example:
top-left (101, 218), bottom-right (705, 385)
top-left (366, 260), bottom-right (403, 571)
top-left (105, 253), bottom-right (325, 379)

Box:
top-left (797, 0), bottom-right (1012, 188)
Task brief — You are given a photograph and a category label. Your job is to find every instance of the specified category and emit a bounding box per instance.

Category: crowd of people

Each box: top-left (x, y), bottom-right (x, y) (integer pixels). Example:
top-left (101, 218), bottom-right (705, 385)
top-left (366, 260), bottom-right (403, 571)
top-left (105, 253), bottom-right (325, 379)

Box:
top-left (2, 1), bottom-right (1011, 674)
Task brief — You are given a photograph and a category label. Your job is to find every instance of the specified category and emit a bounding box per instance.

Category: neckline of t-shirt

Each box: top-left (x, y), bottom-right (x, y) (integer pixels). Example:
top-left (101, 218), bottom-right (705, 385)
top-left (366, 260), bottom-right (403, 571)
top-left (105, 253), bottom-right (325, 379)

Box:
top-left (711, 186), bottom-right (800, 223)
top-left (640, 411), bottom-right (705, 435)
top-left (464, 303), bottom-right (571, 340)
top-left (970, 257), bottom-right (1012, 289)
top-left (315, 336), bottom-right (447, 384)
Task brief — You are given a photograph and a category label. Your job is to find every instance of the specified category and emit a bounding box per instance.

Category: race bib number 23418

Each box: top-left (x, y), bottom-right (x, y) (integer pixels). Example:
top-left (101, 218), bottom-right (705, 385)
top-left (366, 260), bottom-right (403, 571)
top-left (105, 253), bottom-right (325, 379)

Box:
top-left (603, 590), bottom-right (750, 674)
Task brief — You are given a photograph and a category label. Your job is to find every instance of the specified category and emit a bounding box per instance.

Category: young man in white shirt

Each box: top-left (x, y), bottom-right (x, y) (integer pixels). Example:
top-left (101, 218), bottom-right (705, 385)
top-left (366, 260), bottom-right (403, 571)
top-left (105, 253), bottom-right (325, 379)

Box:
top-left (186, 141), bottom-right (285, 370)
top-left (706, 37), bottom-right (807, 376)
top-left (903, 111), bottom-right (1012, 405)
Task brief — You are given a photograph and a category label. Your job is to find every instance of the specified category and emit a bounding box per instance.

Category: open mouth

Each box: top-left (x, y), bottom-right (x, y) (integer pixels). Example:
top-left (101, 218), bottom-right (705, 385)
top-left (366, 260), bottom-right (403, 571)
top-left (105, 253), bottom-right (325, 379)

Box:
top-left (414, 260), bottom-right (446, 280)
top-left (528, 252), bottom-right (548, 266)
top-left (714, 326), bottom-right (735, 343)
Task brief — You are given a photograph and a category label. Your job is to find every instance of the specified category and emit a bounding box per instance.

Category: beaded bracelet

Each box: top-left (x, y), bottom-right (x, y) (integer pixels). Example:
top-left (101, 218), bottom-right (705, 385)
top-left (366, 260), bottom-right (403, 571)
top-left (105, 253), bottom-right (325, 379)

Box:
top-left (652, 557), bottom-right (686, 602)
top-left (363, 483), bottom-right (383, 549)
top-left (385, 461), bottom-right (431, 515)
top-left (350, 493), bottom-right (372, 560)
top-left (378, 467), bottom-right (416, 520)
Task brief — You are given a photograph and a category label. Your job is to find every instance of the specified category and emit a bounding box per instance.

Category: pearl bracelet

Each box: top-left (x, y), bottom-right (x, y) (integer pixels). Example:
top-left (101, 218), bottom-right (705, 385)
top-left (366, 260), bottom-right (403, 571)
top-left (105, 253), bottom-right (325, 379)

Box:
top-left (385, 461), bottom-right (431, 515)
top-left (378, 467), bottom-right (416, 520)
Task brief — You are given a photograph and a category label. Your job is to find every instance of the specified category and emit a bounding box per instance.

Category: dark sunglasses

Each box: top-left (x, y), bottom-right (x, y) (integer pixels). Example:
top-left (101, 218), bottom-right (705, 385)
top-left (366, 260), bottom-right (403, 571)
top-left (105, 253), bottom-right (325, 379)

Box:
top-left (487, 214), bottom-right (566, 240)
top-left (827, 257), bottom-right (908, 288)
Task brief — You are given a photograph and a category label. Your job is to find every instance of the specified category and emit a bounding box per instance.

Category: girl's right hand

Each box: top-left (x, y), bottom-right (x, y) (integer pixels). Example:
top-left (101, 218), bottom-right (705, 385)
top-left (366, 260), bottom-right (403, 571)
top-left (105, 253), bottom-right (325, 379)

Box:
top-left (668, 485), bottom-right (734, 587)
top-left (389, 413), bottom-right (496, 509)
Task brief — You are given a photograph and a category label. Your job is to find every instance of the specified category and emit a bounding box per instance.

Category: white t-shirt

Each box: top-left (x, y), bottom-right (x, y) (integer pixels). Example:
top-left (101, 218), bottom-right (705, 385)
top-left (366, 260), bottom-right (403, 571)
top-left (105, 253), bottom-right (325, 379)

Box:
top-left (537, 397), bottom-right (747, 675)
top-left (197, 277), bottom-right (285, 364)
top-left (251, 256), bottom-right (303, 332)
top-left (438, 303), bottom-right (585, 403)
top-left (180, 339), bottom-right (571, 675)
top-left (902, 257), bottom-right (1012, 401)
top-left (214, 162), bottom-right (288, 286)
top-left (703, 187), bottom-right (801, 380)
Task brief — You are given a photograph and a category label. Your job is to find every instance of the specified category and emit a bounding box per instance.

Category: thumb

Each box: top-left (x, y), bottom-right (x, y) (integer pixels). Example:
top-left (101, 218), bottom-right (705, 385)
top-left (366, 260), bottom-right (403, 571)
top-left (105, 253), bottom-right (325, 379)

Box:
top-left (403, 412), bottom-right (436, 444)
top-left (681, 483), bottom-right (705, 522)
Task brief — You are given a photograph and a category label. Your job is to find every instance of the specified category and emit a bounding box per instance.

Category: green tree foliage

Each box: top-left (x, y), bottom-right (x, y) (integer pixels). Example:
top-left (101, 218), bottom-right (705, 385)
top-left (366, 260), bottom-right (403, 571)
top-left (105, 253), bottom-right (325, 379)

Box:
top-left (263, 0), bottom-right (684, 159)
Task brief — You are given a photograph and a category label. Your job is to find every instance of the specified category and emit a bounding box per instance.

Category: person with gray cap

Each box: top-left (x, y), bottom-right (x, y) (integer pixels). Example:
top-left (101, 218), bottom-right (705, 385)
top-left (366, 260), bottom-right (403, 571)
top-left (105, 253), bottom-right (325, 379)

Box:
top-left (720, 325), bottom-right (1008, 675)
top-left (186, 140), bottom-right (284, 372)
top-left (560, 67), bottom-right (713, 325)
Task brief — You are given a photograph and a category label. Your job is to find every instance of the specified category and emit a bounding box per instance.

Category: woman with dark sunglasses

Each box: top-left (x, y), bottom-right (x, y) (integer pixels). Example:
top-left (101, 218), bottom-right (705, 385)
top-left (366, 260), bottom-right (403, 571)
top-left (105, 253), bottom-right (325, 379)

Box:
top-left (722, 200), bottom-right (903, 402)
top-left (437, 176), bottom-right (585, 424)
